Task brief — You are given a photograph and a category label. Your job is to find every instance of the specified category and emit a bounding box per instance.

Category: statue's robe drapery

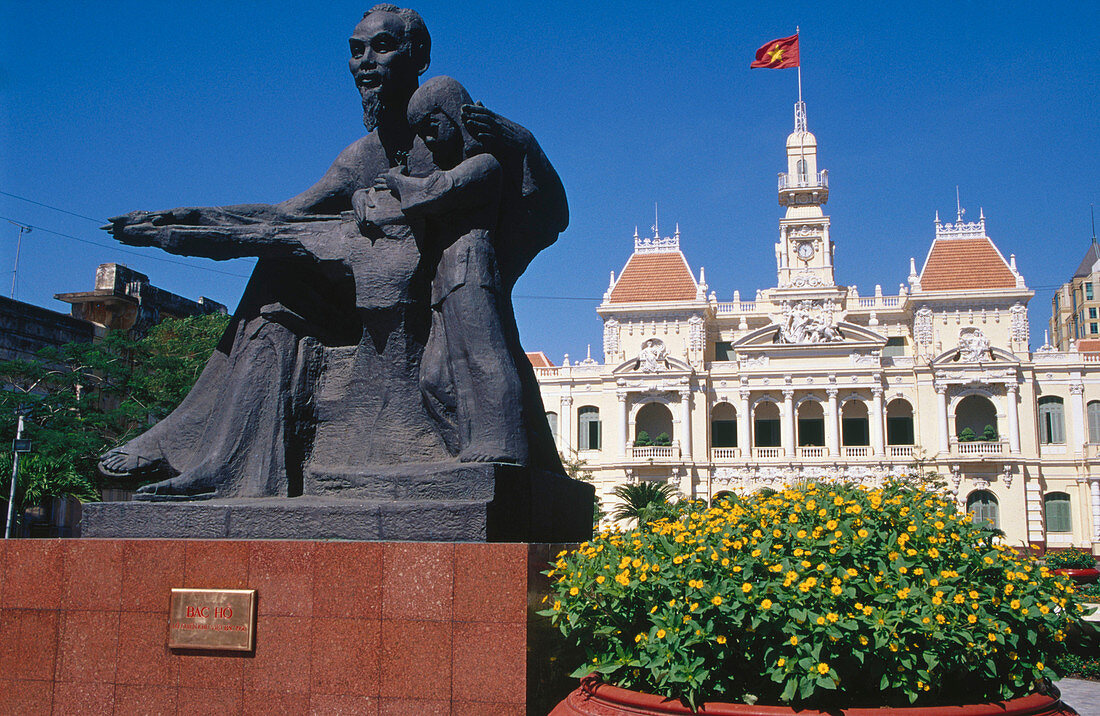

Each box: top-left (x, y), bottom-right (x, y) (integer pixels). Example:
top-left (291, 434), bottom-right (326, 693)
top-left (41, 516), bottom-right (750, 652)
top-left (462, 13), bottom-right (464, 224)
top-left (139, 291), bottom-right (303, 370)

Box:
top-left (105, 122), bottom-right (567, 497)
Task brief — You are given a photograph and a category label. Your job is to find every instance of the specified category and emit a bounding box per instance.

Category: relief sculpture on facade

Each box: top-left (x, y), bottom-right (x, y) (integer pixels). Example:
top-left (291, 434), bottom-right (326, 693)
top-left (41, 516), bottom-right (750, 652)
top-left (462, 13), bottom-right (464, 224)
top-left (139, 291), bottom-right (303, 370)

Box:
top-left (775, 299), bottom-right (842, 344)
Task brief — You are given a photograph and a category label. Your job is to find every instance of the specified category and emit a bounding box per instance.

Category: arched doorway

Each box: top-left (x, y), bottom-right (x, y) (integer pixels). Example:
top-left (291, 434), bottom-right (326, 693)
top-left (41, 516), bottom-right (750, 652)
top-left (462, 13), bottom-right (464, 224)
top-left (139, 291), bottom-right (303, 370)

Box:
top-left (711, 402), bottom-right (737, 448)
top-left (886, 399), bottom-right (914, 445)
top-left (967, 489), bottom-right (999, 528)
top-left (955, 394), bottom-right (997, 441)
top-left (841, 399), bottom-right (869, 446)
top-left (635, 402), bottom-right (673, 446)
top-left (753, 401), bottom-right (781, 448)
top-left (797, 399), bottom-right (825, 446)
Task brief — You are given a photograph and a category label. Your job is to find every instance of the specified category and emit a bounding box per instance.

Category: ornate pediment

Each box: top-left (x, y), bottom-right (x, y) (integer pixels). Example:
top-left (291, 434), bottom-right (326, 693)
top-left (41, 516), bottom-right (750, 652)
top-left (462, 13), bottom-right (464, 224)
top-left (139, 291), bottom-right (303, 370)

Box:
top-left (930, 327), bottom-right (1019, 367)
top-left (612, 337), bottom-right (692, 374)
top-left (732, 321), bottom-right (887, 350)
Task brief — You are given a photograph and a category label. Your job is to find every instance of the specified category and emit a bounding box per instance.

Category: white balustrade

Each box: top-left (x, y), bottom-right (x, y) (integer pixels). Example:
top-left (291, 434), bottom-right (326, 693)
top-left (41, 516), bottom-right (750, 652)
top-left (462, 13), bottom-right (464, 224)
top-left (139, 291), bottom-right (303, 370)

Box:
top-left (843, 446), bottom-right (870, 457)
top-left (888, 445), bottom-right (915, 458)
top-left (753, 447), bottom-right (783, 459)
top-left (710, 447), bottom-right (741, 460)
top-left (629, 444), bottom-right (681, 460)
top-left (952, 440), bottom-right (1005, 455)
top-left (798, 446), bottom-right (826, 458)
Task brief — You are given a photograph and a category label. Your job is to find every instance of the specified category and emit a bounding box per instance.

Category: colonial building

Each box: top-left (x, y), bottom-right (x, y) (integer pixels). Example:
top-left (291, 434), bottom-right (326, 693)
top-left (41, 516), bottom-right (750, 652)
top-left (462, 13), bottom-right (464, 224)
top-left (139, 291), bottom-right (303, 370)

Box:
top-left (533, 100), bottom-right (1100, 553)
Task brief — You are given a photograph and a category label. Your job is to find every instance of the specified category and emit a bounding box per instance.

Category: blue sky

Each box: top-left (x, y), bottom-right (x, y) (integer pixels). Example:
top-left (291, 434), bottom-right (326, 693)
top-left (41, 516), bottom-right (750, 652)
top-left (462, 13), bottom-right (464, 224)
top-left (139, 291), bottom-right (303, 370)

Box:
top-left (2, 1), bottom-right (1098, 360)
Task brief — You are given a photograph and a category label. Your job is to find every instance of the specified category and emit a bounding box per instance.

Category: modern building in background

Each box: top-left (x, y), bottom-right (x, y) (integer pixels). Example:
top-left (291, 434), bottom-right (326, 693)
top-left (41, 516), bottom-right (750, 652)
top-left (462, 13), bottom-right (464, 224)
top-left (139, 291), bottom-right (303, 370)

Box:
top-left (533, 99), bottom-right (1100, 553)
top-left (1049, 239), bottom-right (1100, 350)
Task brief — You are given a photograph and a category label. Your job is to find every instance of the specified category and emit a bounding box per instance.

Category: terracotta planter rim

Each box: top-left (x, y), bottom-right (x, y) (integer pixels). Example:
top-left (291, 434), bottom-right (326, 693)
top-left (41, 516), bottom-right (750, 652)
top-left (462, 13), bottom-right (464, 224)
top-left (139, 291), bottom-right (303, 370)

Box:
top-left (554, 677), bottom-right (1072, 716)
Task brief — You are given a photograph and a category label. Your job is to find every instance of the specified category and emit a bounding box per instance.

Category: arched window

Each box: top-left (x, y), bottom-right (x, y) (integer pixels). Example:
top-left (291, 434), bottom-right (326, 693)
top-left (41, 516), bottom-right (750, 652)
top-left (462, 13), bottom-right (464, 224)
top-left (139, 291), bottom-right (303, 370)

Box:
top-left (1088, 401), bottom-right (1100, 444)
top-left (1044, 492), bottom-right (1072, 533)
top-left (578, 406), bottom-right (601, 451)
top-left (796, 158), bottom-right (807, 182)
top-left (545, 412), bottom-right (558, 446)
top-left (886, 399), bottom-right (915, 445)
top-left (753, 401), bottom-right (781, 448)
top-left (967, 490), bottom-right (999, 528)
top-left (711, 402), bottom-right (737, 448)
top-left (797, 400), bottom-right (825, 446)
top-left (635, 403), bottom-right (673, 446)
top-left (841, 400), bottom-right (869, 446)
top-left (1038, 396), bottom-right (1066, 445)
top-left (955, 394), bottom-right (998, 441)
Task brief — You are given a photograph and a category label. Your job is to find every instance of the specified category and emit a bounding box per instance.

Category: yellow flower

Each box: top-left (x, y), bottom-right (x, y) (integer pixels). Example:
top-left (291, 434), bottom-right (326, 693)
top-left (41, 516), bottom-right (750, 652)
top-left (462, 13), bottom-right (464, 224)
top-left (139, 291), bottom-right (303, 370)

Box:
top-left (830, 585), bottom-right (842, 596)
top-left (816, 616), bottom-right (826, 625)
top-left (657, 629), bottom-right (666, 639)
top-left (988, 633), bottom-right (997, 641)
top-left (777, 658), bottom-right (786, 667)
top-left (790, 635), bottom-right (799, 645)
top-left (635, 633), bottom-right (645, 643)
top-left (553, 600), bottom-right (562, 611)
top-left (716, 635), bottom-right (727, 644)
top-left (1036, 661), bottom-right (1045, 670)
top-left (741, 582), bottom-right (753, 594)
top-left (826, 612), bottom-right (839, 623)
top-left (569, 587), bottom-right (579, 596)
top-left (816, 662), bottom-right (830, 675)
top-left (761, 599), bottom-right (773, 610)
top-left (712, 595), bottom-right (724, 606)
top-left (1010, 599), bottom-right (1021, 610)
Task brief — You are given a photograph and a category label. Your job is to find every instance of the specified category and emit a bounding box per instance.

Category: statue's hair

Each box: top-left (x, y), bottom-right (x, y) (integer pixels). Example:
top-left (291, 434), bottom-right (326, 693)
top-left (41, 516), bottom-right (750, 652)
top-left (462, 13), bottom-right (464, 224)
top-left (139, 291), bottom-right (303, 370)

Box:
top-left (407, 75), bottom-right (472, 130)
top-left (363, 4), bottom-right (431, 72)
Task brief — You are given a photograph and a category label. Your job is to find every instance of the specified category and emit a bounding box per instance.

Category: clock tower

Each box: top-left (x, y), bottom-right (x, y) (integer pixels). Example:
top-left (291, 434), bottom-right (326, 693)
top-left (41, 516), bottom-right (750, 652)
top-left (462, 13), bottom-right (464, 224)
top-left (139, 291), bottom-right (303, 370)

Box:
top-left (775, 101), bottom-right (836, 293)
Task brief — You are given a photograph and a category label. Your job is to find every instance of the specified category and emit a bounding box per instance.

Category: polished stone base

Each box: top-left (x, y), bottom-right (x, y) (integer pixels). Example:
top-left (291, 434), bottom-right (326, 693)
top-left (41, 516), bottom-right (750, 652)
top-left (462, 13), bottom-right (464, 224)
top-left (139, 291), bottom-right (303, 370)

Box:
top-left (82, 463), bottom-right (594, 542)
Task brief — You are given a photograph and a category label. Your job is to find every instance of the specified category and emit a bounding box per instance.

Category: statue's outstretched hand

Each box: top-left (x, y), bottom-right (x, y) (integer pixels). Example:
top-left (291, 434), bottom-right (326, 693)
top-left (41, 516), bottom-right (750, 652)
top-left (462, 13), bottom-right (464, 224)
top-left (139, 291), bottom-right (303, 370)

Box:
top-left (461, 102), bottom-right (531, 153)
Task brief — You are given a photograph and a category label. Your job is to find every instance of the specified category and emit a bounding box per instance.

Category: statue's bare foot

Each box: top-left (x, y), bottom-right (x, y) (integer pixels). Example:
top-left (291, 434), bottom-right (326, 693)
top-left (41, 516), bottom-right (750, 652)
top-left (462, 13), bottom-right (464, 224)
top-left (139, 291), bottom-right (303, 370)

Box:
top-left (98, 448), bottom-right (166, 479)
top-left (458, 444), bottom-right (517, 464)
top-left (136, 471), bottom-right (219, 497)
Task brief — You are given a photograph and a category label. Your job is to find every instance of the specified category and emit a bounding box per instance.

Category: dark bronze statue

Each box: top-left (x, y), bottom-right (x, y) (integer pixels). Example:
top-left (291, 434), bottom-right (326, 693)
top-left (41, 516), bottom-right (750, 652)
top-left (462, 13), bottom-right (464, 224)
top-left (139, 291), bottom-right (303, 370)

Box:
top-left (93, 4), bottom-right (572, 523)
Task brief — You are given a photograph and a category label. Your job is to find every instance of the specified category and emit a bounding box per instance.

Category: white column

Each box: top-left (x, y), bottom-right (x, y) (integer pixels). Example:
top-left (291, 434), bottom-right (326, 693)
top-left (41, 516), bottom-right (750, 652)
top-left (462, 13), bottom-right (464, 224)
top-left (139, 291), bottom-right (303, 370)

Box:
top-left (870, 387), bottom-right (885, 457)
top-left (679, 389), bottom-right (692, 459)
top-left (936, 385), bottom-right (950, 455)
top-left (826, 389), bottom-right (839, 456)
top-left (1090, 478), bottom-right (1100, 540)
top-left (738, 391), bottom-right (751, 456)
top-left (782, 390), bottom-right (795, 457)
top-left (560, 396), bottom-right (573, 454)
top-left (617, 392), bottom-right (628, 459)
top-left (1071, 383), bottom-right (1087, 454)
top-left (1005, 384), bottom-right (1021, 453)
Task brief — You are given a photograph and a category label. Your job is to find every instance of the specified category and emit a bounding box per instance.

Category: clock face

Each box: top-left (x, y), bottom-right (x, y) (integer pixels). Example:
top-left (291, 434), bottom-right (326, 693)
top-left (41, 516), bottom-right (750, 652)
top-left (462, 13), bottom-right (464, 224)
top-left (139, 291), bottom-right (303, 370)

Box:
top-left (796, 241), bottom-right (815, 260)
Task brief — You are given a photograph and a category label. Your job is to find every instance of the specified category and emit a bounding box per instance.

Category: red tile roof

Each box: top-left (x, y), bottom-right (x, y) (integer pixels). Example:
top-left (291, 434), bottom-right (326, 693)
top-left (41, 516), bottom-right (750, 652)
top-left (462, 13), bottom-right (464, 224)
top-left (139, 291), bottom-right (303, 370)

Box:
top-left (1077, 339), bottom-right (1100, 353)
top-left (607, 252), bottom-right (698, 303)
top-left (919, 237), bottom-right (1016, 291)
top-left (526, 351), bottom-right (555, 368)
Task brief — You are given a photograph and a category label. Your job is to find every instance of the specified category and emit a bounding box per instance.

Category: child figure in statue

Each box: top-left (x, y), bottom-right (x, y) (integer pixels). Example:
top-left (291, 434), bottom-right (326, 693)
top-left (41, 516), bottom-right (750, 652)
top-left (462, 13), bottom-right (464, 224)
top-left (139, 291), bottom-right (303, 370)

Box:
top-left (355, 75), bottom-right (526, 464)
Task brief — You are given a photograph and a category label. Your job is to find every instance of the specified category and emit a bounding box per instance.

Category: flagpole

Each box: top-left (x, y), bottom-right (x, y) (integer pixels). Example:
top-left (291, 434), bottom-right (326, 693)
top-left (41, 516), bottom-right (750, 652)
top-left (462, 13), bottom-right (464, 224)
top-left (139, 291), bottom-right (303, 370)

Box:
top-left (796, 26), bottom-right (802, 104)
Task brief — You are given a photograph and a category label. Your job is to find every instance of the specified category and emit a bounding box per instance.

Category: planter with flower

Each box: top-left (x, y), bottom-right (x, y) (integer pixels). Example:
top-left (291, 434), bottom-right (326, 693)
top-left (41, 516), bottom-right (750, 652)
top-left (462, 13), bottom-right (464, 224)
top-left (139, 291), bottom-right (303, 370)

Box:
top-left (540, 481), bottom-right (1085, 714)
top-left (1046, 548), bottom-right (1099, 586)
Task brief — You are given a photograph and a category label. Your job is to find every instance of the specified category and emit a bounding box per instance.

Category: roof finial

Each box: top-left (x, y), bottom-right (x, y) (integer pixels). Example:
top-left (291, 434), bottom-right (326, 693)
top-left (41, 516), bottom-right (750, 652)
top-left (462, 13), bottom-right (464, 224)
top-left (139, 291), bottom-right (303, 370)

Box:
top-left (1091, 204), bottom-right (1097, 244)
top-left (674, 222), bottom-right (680, 239)
top-left (955, 186), bottom-right (965, 223)
top-left (652, 203), bottom-right (659, 238)
top-left (633, 226), bottom-right (639, 239)
top-left (934, 210), bottom-right (940, 225)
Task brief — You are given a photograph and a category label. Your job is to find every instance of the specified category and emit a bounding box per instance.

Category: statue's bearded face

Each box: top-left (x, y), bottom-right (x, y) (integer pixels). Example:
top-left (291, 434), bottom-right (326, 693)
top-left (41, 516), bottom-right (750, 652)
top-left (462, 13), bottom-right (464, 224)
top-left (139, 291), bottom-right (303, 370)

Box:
top-left (348, 12), bottom-right (420, 130)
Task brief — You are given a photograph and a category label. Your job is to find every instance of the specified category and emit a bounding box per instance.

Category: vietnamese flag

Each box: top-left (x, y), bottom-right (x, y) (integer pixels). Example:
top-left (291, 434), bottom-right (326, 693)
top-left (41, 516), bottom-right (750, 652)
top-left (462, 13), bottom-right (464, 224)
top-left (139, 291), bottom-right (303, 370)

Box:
top-left (750, 34), bottom-right (799, 69)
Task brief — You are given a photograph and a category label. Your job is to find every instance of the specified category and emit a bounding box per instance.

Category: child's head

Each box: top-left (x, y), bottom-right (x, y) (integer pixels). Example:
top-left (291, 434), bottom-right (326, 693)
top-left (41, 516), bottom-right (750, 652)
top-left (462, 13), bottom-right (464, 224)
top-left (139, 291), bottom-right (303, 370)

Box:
top-left (407, 75), bottom-right (476, 167)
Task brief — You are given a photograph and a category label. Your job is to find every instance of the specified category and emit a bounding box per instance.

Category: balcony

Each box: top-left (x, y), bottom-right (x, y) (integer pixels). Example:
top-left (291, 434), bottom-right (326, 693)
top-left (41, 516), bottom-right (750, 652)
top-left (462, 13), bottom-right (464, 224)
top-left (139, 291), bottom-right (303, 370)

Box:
top-left (951, 440), bottom-right (1006, 457)
top-left (798, 446), bottom-right (827, 458)
top-left (888, 445), bottom-right (916, 458)
top-left (710, 447), bottom-right (742, 460)
top-left (778, 171), bottom-right (828, 191)
top-left (842, 446), bottom-right (870, 458)
top-left (629, 444), bottom-right (682, 461)
top-left (753, 447), bottom-right (783, 459)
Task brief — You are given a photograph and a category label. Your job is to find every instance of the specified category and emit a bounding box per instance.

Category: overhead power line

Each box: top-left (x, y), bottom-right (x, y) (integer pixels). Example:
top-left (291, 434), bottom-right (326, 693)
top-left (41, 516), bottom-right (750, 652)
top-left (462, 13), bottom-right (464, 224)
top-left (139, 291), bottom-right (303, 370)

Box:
top-left (0, 215), bottom-right (253, 279)
top-left (0, 190), bottom-right (105, 224)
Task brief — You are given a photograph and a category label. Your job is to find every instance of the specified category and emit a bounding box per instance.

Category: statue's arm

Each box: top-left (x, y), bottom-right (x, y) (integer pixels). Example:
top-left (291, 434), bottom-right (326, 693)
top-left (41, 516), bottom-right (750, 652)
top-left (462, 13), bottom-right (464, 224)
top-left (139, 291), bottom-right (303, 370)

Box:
top-left (461, 104), bottom-right (568, 233)
top-left (387, 154), bottom-right (502, 217)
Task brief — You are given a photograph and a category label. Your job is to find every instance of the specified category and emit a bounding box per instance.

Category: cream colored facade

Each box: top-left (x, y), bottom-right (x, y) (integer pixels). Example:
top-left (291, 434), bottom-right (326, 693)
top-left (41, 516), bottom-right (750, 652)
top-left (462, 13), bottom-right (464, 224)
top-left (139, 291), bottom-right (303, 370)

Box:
top-left (534, 102), bottom-right (1100, 553)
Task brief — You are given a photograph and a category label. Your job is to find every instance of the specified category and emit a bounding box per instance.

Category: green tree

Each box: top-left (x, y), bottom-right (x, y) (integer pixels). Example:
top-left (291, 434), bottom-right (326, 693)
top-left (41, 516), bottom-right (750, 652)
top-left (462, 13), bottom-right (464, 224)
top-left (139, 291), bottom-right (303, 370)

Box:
top-left (611, 480), bottom-right (677, 525)
top-left (0, 313), bottom-right (230, 523)
top-left (982, 424), bottom-right (998, 442)
top-left (958, 426), bottom-right (976, 442)
top-left (634, 430), bottom-right (652, 447)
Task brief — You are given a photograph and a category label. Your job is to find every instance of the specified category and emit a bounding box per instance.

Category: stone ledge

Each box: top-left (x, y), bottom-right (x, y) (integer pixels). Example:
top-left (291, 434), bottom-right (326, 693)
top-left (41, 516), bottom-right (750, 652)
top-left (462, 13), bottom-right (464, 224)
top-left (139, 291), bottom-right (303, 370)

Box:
top-left (83, 464), bottom-right (594, 542)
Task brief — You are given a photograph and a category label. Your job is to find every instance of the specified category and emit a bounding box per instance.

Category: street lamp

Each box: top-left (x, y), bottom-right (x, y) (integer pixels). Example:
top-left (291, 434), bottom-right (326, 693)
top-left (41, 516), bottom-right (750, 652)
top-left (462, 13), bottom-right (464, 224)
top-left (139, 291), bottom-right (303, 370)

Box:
top-left (5, 406), bottom-right (32, 539)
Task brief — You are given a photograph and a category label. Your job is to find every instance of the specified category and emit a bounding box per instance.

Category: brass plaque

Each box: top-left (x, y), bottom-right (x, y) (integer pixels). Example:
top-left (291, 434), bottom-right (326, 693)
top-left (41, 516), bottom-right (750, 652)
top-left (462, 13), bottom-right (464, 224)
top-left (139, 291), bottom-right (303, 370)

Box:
top-left (168, 588), bottom-right (256, 651)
